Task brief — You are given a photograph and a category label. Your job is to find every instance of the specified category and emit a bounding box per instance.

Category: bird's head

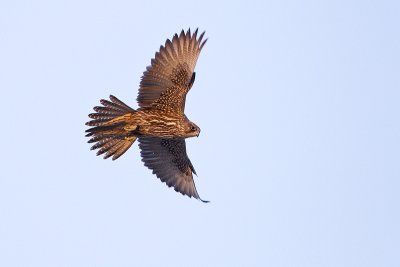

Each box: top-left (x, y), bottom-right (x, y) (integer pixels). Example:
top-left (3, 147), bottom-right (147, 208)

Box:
top-left (186, 121), bottom-right (201, 138)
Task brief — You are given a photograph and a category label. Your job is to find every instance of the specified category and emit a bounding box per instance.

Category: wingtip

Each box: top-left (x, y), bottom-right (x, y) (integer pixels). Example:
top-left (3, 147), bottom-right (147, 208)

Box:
top-left (200, 38), bottom-right (208, 50)
top-left (198, 31), bottom-right (205, 44)
top-left (199, 198), bottom-right (210, 203)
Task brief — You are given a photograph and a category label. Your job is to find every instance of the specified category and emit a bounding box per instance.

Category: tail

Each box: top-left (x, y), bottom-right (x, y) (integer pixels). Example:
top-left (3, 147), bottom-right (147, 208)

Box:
top-left (85, 95), bottom-right (137, 160)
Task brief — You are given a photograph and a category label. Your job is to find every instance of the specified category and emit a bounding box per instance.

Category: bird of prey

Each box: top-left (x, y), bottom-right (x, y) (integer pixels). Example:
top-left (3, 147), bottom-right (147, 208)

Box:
top-left (85, 28), bottom-right (208, 202)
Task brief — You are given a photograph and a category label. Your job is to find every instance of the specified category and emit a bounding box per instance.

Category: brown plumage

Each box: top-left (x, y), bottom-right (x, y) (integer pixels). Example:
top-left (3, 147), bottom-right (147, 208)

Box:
top-left (85, 28), bottom-right (208, 202)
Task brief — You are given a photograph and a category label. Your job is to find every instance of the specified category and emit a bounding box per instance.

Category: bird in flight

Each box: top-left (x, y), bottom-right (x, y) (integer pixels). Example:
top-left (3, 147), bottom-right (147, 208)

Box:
top-left (85, 28), bottom-right (208, 202)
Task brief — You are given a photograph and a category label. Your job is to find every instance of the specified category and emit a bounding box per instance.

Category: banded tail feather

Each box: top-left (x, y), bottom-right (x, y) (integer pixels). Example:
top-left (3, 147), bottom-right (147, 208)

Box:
top-left (85, 95), bottom-right (137, 160)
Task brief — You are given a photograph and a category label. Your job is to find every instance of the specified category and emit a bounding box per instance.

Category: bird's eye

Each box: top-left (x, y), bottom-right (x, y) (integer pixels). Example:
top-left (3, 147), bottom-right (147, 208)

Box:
top-left (191, 126), bottom-right (197, 131)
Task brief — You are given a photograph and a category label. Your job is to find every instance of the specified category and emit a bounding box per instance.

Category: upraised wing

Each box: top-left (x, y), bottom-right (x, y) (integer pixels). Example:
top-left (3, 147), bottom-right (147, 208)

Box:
top-left (137, 28), bottom-right (207, 115)
top-left (138, 137), bottom-right (207, 202)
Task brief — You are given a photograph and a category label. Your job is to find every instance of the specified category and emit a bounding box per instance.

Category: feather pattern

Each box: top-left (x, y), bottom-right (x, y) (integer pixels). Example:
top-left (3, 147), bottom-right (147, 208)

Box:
top-left (85, 95), bottom-right (137, 160)
top-left (86, 95), bottom-right (135, 127)
top-left (137, 28), bottom-right (207, 111)
top-left (138, 137), bottom-right (207, 202)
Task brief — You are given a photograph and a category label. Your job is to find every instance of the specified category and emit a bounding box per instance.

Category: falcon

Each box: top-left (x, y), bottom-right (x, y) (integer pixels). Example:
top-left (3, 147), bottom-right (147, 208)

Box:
top-left (85, 28), bottom-right (208, 202)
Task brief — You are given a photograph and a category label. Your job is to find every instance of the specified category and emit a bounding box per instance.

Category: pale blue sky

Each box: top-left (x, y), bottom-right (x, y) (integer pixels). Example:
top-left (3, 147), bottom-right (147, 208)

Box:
top-left (1, 0), bottom-right (399, 266)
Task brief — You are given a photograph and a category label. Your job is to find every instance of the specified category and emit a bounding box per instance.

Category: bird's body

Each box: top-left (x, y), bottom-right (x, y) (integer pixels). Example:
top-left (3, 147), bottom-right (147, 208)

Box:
top-left (92, 109), bottom-right (198, 138)
top-left (85, 29), bottom-right (207, 201)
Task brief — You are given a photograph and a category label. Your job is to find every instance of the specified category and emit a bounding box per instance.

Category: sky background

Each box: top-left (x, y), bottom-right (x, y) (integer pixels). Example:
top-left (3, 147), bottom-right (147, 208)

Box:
top-left (1, 0), bottom-right (399, 266)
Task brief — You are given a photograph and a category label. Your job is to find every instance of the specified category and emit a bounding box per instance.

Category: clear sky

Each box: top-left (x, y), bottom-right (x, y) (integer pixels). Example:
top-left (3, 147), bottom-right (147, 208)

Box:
top-left (1, 0), bottom-right (399, 266)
